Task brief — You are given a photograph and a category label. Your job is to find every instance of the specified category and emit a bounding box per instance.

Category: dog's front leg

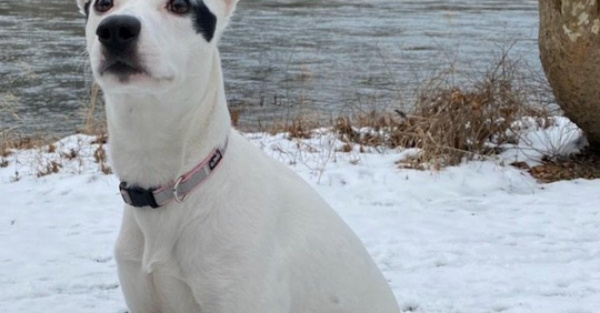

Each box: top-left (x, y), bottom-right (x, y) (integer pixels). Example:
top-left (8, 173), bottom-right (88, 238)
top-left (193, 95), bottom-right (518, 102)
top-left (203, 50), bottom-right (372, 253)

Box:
top-left (117, 259), bottom-right (162, 313)
top-left (114, 208), bottom-right (163, 313)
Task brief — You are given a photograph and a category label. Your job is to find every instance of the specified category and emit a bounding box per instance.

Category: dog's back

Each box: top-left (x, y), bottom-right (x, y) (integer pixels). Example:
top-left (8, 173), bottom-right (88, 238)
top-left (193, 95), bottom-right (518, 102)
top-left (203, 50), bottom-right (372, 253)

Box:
top-left (222, 132), bottom-right (399, 312)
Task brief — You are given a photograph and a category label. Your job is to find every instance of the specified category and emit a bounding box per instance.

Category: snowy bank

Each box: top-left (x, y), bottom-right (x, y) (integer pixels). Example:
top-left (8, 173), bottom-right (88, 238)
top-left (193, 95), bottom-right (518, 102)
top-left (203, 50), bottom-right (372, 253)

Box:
top-left (1, 117), bottom-right (599, 313)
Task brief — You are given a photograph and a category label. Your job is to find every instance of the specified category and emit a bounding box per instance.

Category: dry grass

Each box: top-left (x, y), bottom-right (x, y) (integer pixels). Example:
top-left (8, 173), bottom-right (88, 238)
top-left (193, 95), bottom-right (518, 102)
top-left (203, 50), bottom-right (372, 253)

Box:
top-left (1, 81), bottom-right (111, 178)
top-left (0, 129), bottom-right (48, 157)
top-left (266, 117), bottom-right (320, 139)
top-left (80, 83), bottom-right (108, 137)
top-left (81, 83), bottom-right (105, 135)
top-left (93, 139), bottom-right (112, 175)
top-left (0, 50), bottom-right (550, 174)
top-left (36, 161), bottom-right (62, 178)
top-left (324, 50), bottom-right (553, 169)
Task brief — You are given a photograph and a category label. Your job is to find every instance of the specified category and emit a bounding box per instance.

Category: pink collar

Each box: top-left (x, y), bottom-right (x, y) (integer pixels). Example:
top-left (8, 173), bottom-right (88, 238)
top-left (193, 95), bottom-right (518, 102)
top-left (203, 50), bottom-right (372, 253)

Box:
top-left (119, 137), bottom-right (228, 208)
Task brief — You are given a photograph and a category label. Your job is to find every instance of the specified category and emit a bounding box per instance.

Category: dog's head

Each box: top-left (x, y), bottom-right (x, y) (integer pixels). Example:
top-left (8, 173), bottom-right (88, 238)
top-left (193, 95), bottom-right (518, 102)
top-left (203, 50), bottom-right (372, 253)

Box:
top-left (77, 0), bottom-right (239, 93)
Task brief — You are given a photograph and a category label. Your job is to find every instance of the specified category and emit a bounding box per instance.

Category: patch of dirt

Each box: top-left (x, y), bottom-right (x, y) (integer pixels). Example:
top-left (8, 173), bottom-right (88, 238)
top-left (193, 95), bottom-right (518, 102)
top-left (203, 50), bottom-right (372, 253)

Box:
top-left (524, 149), bottom-right (600, 183)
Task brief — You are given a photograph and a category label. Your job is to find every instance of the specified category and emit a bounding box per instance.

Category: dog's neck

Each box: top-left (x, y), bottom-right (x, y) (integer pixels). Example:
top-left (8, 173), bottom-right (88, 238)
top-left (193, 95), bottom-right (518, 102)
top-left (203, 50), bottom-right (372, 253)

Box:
top-left (103, 50), bottom-right (231, 189)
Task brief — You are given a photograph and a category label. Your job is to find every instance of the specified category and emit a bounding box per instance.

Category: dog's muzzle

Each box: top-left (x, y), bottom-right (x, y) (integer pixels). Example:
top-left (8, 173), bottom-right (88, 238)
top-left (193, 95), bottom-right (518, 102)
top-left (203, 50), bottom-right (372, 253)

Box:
top-left (96, 15), bottom-right (145, 78)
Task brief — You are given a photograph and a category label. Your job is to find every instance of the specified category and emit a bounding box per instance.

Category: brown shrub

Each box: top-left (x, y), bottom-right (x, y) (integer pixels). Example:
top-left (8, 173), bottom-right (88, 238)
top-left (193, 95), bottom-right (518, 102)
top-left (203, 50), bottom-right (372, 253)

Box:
top-left (37, 161), bottom-right (62, 178)
top-left (0, 129), bottom-right (47, 157)
top-left (267, 117), bottom-right (319, 139)
top-left (331, 50), bottom-right (551, 169)
top-left (94, 144), bottom-right (112, 175)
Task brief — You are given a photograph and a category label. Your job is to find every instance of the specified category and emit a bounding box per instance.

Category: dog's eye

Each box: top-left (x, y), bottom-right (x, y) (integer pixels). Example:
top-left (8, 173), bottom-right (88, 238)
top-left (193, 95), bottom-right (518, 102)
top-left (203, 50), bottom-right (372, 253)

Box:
top-left (94, 0), bottom-right (113, 13)
top-left (167, 0), bottom-right (191, 15)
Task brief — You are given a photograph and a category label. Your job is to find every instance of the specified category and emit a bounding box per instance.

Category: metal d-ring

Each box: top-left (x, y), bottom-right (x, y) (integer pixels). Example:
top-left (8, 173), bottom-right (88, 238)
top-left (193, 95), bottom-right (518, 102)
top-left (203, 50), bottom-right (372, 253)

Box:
top-left (173, 176), bottom-right (188, 203)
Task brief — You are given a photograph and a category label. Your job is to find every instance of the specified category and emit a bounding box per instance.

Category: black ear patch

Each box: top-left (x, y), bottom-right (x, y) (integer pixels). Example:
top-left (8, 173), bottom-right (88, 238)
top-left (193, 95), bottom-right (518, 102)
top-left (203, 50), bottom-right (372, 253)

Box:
top-left (191, 1), bottom-right (217, 42)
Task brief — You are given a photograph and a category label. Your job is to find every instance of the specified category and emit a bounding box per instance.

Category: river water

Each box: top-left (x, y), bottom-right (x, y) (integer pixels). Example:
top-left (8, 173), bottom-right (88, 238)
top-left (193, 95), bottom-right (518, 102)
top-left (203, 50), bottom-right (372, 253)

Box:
top-left (0, 0), bottom-right (540, 137)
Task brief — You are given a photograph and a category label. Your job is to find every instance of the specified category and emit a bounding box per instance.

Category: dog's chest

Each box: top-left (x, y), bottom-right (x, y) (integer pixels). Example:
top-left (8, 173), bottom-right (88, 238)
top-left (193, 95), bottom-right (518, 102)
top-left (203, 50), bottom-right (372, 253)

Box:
top-left (132, 208), bottom-right (190, 271)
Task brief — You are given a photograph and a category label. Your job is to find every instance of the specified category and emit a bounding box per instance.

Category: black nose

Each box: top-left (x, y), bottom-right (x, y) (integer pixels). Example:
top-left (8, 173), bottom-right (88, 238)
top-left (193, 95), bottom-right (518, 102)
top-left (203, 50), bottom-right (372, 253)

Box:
top-left (96, 15), bottom-right (141, 52)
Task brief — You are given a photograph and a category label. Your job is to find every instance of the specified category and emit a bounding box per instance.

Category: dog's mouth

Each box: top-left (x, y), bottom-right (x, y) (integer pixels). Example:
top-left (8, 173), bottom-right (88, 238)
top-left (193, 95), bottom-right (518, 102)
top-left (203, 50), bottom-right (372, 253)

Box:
top-left (99, 57), bottom-right (148, 81)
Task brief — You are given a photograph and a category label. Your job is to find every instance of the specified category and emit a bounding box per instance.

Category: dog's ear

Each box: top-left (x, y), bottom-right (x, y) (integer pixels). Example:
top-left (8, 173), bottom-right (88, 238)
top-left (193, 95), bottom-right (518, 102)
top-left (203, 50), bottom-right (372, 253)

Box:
top-left (223, 0), bottom-right (240, 17)
top-left (76, 0), bottom-right (91, 16)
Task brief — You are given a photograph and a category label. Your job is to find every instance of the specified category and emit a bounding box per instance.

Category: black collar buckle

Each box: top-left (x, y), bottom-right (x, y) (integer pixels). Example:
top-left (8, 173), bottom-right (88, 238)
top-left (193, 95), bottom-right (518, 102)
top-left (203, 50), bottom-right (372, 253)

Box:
top-left (119, 182), bottom-right (160, 208)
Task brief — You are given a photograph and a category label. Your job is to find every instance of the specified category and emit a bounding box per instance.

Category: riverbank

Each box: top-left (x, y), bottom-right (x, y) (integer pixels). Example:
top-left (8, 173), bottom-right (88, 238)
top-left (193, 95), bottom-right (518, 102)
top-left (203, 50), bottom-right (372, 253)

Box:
top-left (4, 46), bottom-right (598, 182)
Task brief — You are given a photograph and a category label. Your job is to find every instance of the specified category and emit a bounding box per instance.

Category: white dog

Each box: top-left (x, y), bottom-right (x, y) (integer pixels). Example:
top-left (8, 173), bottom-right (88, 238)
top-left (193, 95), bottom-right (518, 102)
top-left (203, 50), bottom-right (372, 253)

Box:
top-left (76, 0), bottom-right (400, 312)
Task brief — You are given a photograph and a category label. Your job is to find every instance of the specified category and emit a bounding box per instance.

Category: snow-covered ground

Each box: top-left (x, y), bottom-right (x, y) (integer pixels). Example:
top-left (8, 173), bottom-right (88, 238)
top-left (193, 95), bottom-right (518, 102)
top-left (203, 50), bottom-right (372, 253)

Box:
top-left (1, 117), bottom-right (599, 313)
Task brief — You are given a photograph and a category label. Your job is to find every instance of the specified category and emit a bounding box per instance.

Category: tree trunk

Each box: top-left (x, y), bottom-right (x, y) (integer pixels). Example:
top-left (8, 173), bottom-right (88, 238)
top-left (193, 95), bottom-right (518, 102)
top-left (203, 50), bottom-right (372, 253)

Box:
top-left (539, 0), bottom-right (600, 152)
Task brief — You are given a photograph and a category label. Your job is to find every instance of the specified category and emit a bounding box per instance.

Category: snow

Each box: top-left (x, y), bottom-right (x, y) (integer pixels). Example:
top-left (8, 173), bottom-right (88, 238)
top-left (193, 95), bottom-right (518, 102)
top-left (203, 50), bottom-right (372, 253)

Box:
top-left (1, 117), bottom-right (599, 313)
